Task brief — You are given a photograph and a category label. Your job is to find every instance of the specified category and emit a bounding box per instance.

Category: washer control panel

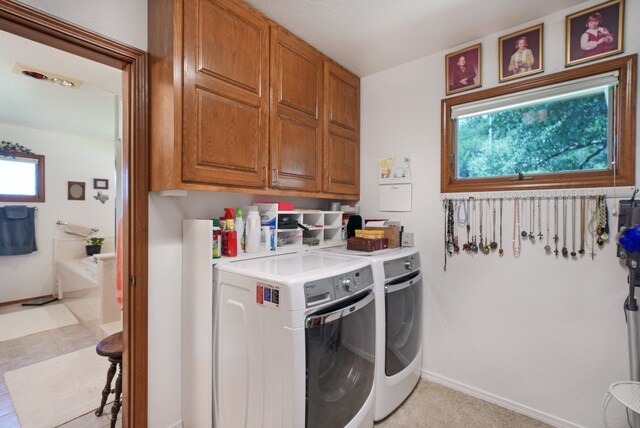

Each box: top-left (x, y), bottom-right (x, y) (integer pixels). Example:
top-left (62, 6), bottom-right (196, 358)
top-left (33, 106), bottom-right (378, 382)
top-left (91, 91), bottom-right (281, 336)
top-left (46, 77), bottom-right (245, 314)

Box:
top-left (304, 265), bottom-right (373, 307)
top-left (384, 253), bottom-right (421, 279)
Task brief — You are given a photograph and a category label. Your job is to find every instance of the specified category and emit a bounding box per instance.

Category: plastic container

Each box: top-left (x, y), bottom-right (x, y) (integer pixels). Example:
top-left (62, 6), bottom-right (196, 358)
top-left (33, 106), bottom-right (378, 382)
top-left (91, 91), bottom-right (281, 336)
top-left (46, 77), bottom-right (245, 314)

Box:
top-left (245, 208), bottom-right (261, 253)
top-left (262, 226), bottom-right (273, 252)
top-left (235, 208), bottom-right (245, 253)
top-left (224, 218), bottom-right (237, 257)
top-left (211, 218), bottom-right (222, 259)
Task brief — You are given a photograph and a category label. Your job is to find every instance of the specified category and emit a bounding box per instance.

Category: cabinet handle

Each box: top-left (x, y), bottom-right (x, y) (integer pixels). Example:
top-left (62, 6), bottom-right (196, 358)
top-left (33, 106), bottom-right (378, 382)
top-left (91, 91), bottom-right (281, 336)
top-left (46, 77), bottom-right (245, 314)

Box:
top-left (272, 168), bottom-right (278, 183)
top-left (262, 166), bottom-right (267, 183)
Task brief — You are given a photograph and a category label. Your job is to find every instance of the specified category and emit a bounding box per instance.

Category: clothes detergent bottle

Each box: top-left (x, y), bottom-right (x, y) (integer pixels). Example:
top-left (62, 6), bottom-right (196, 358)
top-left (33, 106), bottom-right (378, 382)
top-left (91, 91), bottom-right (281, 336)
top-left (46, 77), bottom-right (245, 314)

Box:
top-left (235, 208), bottom-right (245, 253)
top-left (223, 208), bottom-right (237, 257)
top-left (211, 218), bottom-right (222, 259)
top-left (245, 208), bottom-right (261, 253)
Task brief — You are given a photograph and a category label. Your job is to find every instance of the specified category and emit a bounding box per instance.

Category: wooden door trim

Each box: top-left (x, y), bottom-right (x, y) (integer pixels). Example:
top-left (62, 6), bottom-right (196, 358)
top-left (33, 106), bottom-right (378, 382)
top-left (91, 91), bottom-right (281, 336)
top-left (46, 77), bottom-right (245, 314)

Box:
top-left (0, 2), bottom-right (148, 427)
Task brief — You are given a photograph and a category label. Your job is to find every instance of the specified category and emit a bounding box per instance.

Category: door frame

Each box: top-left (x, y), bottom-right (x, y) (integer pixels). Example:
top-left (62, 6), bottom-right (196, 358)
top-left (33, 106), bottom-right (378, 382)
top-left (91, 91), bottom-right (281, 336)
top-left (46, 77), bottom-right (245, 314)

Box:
top-left (0, 2), bottom-right (148, 426)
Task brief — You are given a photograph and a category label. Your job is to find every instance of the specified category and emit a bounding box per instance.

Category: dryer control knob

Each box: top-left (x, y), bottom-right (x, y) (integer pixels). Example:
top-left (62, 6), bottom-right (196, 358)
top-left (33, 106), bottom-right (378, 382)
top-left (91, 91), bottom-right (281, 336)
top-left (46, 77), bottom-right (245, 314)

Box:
top-left (341, 278), bottom-right (355, 292)
top-left (404, 260), bottom-right (413, 270)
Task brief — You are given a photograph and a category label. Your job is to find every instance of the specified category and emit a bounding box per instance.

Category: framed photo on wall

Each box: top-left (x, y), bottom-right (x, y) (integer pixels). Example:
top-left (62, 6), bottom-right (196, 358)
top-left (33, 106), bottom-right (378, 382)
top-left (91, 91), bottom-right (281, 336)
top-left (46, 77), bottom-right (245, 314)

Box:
top-left (499, 24), bottom-right (544, 83)
top-left (93, 178), bottom-right (109, 189)
top-left (445, 44), bottom-right (482, 96)
top-left (565, 0), bottom-right (624, 67)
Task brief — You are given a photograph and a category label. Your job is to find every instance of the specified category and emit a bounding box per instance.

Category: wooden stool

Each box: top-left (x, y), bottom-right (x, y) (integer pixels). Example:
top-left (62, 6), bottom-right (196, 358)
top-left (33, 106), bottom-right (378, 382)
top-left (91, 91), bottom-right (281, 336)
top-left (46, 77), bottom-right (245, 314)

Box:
top-left (95, 331), bottom-right (123, 428)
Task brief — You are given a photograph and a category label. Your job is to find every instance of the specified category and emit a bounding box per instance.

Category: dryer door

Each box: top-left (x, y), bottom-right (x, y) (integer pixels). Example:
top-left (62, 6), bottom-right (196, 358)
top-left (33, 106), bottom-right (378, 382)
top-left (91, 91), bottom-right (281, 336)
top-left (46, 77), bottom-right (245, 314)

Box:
top-left (305, 291), bottom-right (375, 428)
top-left (385, 271), bottom-right (423, 377)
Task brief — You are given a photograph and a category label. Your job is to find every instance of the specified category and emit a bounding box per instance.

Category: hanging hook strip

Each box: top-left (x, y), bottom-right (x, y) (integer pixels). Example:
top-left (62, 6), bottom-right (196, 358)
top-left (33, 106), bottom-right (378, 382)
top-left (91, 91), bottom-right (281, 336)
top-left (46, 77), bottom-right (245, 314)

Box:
top-left (440, 186), bottom-right (636, 202)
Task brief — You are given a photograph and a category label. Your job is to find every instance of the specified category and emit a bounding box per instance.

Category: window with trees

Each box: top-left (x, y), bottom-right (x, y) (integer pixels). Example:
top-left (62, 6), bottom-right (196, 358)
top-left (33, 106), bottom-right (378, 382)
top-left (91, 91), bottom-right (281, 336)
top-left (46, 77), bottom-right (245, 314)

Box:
top-left (441, 55), bottom-right (636, 193)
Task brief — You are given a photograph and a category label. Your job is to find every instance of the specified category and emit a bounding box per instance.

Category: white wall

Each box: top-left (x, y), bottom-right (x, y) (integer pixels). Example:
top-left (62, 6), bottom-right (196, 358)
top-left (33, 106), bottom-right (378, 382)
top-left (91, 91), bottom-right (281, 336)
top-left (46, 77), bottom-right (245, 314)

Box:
top-left (0, 122), bottom-right (115, 303)
top-left (360, 1), bottom-right (638, 427)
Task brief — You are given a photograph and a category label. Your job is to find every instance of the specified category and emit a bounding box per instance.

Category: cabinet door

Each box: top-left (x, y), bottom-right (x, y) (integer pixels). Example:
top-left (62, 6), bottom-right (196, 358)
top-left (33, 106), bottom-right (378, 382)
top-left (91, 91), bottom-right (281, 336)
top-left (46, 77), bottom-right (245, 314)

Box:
top-left (270, 27), bottom-right (323, 192)
top-left (182, 0), bottom-right (269, 188)
top-left (324, 61), bottom-right (360, 197)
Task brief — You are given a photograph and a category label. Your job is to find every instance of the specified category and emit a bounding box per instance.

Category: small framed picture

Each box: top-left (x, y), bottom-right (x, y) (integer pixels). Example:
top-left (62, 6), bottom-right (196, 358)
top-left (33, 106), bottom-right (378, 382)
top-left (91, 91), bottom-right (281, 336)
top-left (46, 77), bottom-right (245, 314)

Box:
top-left (565, 0), bottom-right (623, 67)
top-left (68, 181), bottom-right (85, 201)
top-left (499, 24), bottom-right (544, 83)
top-left (93, 178), bottom-right (109, 190)
top-left (445, 44), bottom-right (482, 95)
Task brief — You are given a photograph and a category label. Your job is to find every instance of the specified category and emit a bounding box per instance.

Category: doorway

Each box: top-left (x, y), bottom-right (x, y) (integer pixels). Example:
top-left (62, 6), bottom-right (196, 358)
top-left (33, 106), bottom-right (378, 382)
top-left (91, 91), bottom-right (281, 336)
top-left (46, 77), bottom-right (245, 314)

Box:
top-left (0, 1), bottom-right (148, 426)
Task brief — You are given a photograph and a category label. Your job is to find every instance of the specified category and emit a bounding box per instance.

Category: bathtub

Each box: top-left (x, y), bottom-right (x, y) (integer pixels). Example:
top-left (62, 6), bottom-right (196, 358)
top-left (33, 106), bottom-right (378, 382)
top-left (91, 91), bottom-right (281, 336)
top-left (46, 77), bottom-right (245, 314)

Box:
top-left (53, 238), bottom-right (120, 339)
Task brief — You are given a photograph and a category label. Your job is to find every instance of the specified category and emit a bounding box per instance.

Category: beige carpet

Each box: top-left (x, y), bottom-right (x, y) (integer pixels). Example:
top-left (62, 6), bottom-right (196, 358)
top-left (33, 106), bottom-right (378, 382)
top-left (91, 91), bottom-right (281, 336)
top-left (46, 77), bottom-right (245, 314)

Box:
top-left (0, 304), bottom-right (78, 341)
top-left (5, 346), bottom-right (111, 428)
top-left (375, 379), bottom-right (551, 428)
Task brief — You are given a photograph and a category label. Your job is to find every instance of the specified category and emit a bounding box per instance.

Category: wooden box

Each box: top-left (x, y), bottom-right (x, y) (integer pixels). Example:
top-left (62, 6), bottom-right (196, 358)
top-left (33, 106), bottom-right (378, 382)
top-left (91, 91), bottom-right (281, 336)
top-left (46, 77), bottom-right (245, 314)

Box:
top-left (347, 237), bottom-right (388, 252)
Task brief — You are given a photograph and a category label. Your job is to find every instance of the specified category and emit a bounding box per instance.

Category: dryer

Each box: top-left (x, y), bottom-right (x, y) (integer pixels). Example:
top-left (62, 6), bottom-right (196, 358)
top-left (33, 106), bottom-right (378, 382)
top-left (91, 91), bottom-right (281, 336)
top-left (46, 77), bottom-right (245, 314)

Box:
top-left (213, 252), bottom-right (376, 428)
top-left (313, 246), bottom-right (422, 421)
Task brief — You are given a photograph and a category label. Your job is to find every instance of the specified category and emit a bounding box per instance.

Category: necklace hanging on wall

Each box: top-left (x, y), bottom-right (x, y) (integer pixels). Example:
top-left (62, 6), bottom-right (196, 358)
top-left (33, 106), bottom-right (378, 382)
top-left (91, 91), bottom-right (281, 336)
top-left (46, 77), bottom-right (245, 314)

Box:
top-left (446, 199), bottom-right (454, 255)
top-left (482, 199), bottom-right (491, 254)
top-left (461, 199), bottom-right (470, 252)
top-left (529, 197), bottom-right (535, 241)
top-left (537, 197), bottom-right (543, 241)
top-left (553, 197), bottom-right (559, 257)
top-left (443, 200), bottom-right (448, 270)
top-left (490, 199), bottom-right (498, 250)
top-left (588, 196), bottom-right (597, 260)
top-left (570, 196), bottom-right (577, 258)
top-left (471, 198), bottom-right (478, 253)
top-left (513, 197), bottom-right (521, 257)
top-left (452, 200), bottom-right (460, 253)
top-left (544, 197), bottom-right (551, 254)
top-left (579, 196), bottom-right (585, 255)
top-left (521, 197), bottom-right (527, 238)
top-left (499, 198), bottom-right (504, 256)
top-left (561, 197), bottom-right (569, 258)
top-left (479, 199), bottom-right (485, 253)
top-left (596, 194), bottom-right (609, 246)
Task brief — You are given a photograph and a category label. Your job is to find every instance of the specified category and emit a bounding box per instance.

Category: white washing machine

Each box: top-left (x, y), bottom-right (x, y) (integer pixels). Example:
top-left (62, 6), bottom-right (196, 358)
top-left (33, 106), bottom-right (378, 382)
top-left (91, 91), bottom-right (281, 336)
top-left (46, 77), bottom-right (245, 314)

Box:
top-left (213, 252), bottom-right (376, 428)
top-left (313, 246), bottom-right (422, 421)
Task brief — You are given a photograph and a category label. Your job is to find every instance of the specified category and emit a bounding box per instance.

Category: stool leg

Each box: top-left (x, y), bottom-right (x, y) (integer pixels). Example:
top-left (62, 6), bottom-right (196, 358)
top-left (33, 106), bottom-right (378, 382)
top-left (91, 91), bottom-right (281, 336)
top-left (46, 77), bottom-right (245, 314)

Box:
top-left (110, 361), bottom-right (122, 428)
top-left (95, 360), bottom-right (117, 416)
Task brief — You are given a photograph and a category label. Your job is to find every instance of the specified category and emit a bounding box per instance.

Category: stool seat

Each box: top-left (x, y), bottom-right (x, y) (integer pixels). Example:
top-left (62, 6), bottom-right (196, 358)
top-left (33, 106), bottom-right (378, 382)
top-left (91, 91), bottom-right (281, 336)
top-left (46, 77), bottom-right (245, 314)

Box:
top-left (96, 332), bottom-right (123, 357)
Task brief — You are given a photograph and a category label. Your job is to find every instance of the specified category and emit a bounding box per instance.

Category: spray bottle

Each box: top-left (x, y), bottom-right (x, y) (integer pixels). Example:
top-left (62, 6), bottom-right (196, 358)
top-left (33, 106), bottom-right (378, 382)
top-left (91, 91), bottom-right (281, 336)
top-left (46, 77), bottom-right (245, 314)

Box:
top-left (223, 208), bottom-right (237, 257)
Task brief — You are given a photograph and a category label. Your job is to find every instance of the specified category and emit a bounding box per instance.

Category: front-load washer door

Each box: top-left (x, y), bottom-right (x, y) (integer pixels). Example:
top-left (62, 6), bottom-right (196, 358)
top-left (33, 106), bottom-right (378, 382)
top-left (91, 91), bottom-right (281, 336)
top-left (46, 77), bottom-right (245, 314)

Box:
top-left (385, 271), bottom-right (423, 377)
top-left (305, 291), bottom-right (375, 428)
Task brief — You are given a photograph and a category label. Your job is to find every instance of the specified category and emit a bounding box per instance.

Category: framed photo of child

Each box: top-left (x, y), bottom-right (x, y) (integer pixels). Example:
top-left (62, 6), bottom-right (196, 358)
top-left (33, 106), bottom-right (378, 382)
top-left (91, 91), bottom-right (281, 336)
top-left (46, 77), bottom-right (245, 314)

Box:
top-left (445, 43), bottom-right (482, 96)
top-left (498, 24), bottom-right (543, 83)
top-left (565, 0), bottom-right (623, 67)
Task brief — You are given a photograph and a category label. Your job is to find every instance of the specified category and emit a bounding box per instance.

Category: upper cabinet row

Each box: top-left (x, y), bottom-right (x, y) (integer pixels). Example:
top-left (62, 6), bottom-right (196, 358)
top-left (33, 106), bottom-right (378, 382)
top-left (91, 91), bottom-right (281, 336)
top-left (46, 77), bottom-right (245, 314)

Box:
top-left (149, 0), bottom-right (360, 198)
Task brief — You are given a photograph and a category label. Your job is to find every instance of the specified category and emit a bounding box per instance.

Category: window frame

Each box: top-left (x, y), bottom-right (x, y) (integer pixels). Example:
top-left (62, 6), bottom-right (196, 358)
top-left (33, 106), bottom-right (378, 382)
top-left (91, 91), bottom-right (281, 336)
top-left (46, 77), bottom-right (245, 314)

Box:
top-left (441, 54), bottom-right (636, 193)
top-left (0, 152), bottom-right (45, 202)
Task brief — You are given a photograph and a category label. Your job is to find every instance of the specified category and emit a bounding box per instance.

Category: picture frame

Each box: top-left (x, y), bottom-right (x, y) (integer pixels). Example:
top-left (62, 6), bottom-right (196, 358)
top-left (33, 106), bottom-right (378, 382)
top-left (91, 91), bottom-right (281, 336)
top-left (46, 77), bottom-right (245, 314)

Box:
top-left (67, 181), bottom-right (85, 201)
top-left (565, 0), bottom-right (623, 67)
top-left (445, 43), bottom-right (482, 96)
top-left (93, 178), bottom-right (109, 190)
top-left (499, 24), bottom-right (544, 83)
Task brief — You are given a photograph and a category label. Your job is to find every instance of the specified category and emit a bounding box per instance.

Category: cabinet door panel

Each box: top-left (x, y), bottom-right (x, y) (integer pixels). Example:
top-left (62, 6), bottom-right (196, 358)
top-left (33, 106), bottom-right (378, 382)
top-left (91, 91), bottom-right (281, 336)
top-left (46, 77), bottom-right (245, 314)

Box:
top-left (271, 27), bottom-right (323, 192)
top-left (183, 0), bottom-right (268, 188)
top-left (183, 89), bottom-right (265, 185)
top-left (328, 74), bottom-right (358, 132)
top-left (274, 117), bottom-right (319, 187)
top-left (199, 0), bottom-right (262, 94)
top-left (325, 133), bottom-right (359, 192)
top-left (276, 46), bottom-right (319, 117)
top-left (324, 61), bottom-right (360, 196)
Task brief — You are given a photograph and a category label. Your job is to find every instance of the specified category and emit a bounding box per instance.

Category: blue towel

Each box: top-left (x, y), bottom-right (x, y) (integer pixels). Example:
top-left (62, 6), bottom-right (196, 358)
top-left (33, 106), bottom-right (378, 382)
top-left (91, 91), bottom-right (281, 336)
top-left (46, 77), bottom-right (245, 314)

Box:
top-left (0, 206), bottom-right (37, 255)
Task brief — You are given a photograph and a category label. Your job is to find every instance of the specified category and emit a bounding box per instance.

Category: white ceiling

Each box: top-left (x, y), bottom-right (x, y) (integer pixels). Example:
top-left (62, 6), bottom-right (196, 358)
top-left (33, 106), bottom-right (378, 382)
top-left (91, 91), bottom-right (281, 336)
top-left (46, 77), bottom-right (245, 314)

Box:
top-left (0, 29), bottom-right (121, 142)
top-left (246, 0), bottom-right (588, 76)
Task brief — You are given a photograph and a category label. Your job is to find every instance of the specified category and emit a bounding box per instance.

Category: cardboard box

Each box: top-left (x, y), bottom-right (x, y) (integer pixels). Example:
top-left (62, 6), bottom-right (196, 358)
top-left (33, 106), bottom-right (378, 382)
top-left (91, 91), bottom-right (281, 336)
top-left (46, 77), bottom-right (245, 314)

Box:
top-left (347, 237), bottom-right (388, 252)
top-left (365, 225), bottom-right (400, 248)
top-left (355, 229), bottom-right (385, 239)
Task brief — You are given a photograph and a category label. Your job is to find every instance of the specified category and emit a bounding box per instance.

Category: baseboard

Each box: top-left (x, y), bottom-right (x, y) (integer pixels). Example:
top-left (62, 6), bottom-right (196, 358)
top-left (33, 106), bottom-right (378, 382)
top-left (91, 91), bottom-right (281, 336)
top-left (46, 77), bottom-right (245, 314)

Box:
top-left (421, 370), bottom-right (584, 428)
top-left (167, 421), bottom-right (183, 428)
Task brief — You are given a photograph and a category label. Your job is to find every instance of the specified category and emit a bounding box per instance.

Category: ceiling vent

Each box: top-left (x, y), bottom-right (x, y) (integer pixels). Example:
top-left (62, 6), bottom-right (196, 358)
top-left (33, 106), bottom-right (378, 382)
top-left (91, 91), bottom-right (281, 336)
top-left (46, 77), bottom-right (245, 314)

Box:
top-left (13, 63), bottom-right (83, 88)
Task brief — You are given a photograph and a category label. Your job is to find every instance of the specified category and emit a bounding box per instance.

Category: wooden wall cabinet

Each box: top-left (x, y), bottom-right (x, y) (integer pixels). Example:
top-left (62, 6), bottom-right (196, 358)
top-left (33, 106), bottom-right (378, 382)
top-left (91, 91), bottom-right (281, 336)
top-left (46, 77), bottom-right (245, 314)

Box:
top-left (150, 0), bottom-right (360, 199)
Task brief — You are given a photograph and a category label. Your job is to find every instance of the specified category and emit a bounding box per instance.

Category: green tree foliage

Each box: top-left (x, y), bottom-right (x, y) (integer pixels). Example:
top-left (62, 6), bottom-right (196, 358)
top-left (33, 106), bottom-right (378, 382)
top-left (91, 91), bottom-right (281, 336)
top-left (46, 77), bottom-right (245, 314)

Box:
top-left (457, 91), bottom-right (610, 178)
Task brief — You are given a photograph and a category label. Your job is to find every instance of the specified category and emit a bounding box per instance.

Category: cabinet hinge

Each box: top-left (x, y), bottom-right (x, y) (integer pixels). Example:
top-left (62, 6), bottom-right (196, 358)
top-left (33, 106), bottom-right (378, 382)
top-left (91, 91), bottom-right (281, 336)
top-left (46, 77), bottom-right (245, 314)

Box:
top-left (272, 168), bottom-right (278, 183)
top-left (129, 276), bottom-right (136, 287)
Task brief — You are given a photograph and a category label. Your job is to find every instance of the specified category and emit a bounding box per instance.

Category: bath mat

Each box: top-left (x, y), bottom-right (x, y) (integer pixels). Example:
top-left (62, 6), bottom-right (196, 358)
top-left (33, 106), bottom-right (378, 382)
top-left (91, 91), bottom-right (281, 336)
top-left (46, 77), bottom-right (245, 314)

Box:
top-left (0, 304), bottom-right (78, 341)
top-left (5, 346), bottom-right (112, 428)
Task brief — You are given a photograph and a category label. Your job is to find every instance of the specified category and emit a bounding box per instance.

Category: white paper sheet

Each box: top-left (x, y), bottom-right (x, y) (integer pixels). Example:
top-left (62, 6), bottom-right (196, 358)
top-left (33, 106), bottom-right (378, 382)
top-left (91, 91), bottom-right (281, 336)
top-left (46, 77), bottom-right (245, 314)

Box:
top-left (379, 184), bottom-right (412, 212)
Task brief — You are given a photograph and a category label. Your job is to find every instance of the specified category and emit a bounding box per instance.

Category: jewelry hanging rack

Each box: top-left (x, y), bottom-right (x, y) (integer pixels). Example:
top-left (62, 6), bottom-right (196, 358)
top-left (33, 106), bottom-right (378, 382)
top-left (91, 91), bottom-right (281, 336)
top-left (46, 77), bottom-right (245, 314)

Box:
top-left (440, 186), bottom-right (636, 202)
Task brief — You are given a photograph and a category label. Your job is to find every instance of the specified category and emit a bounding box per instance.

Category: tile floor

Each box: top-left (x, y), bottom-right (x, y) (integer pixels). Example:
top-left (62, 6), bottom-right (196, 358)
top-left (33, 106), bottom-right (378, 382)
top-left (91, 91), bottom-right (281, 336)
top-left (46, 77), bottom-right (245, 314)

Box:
top-left (0, 303), bottom-right (120, 428)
